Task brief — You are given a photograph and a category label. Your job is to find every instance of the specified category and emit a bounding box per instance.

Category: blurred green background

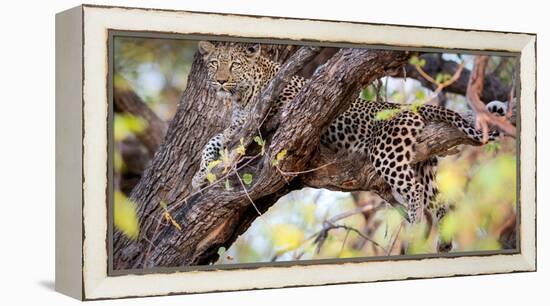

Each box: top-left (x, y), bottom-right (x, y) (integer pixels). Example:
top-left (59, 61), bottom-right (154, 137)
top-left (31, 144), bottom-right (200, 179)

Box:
top-left (113, 37), bottom-right (517, 264)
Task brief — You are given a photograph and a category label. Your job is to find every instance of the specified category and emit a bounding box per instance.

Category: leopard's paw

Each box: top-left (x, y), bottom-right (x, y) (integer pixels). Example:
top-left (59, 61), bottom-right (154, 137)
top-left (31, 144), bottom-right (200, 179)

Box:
top-left (191, 170), bottom-right (208, 191)
top-left (437, 239), bottom-right (453, 253)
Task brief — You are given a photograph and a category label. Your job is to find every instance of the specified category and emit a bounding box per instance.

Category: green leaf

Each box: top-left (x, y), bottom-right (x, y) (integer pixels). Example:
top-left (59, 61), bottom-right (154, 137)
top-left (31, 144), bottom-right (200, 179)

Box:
top-left (254, 135), bottom-right (265, 155)
top-left (113, 150), bottom-right (126, 173)
top-left (360, 87), bottom-right (375, 101)
top-left (206, 172), bottom-right (217, 183)
top-left (439, 214), bottom-right (458, 243)
top-left (217, 246), bottom-right (226, 257)
top-left (272, 149), bottom-right (288, 167)
top-left (390, 91), bottom-right (405, 102)
top-left (207, 160), bottom-right (222, 170)
top-left (242, 173), bottom-right (253, 185)
top-left (114, 191), bottom-right (139, 240)
top-left (414, 90), bottom-right (425, 100)
top-left (375, 108), bottom-right (401, 121)
top-left (276, 149), bottom-right (287, 161)
top-left (253, 136), bottom-right (263, 146)
top-left (113, 73), bottom-right (132, 91)
top-left (236, 138), bottom-right (246, 156)
top-left (409, 56), bottom-right (426, 68)
top-left (394, 205), bottom-right (409, 220)
top-left (272, 224), bottom-right (304, 251)
top-left (114, 113), bottom-right (148, 141)
top-left (410, 101), bottom-right (424, 113)
top-left (435, 73), bottom-right (452, 84)
top-left (224, 179), bottom-right (233, 191)
top-left (485, 142), bottom-right (501, 154)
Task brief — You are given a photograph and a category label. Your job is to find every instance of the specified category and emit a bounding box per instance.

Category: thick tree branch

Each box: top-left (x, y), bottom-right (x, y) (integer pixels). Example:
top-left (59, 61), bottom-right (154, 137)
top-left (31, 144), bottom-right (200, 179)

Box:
top-left (114, 83), bottom-right (168, 155)
top-left (226, 46), bottom-right (323, 159)
top-left (300, 120), bottom-right (480, 203)
top-left (398, 54), bottom-right (512, 103)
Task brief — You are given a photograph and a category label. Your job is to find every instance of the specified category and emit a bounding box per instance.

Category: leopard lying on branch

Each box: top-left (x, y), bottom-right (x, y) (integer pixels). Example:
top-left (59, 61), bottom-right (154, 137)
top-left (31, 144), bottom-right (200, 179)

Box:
top-left (191, 41), bottom-right (506, 252)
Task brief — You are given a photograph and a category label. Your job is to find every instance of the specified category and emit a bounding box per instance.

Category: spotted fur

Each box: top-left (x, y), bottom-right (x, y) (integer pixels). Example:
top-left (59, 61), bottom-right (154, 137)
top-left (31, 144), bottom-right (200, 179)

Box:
top-left (191, 41), bottom-right (305, 189)
top-left (320, 99), bottom-right (499, 224)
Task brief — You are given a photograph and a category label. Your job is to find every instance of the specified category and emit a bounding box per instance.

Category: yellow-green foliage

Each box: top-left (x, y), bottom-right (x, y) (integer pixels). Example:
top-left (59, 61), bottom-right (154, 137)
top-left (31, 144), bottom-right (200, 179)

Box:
top-left (114, 192), bottom-right (140, 240)
top-left (272, 224), bottom-right (305, 252)
top-left (217, 138), bottom-right (517, 264)
top-left (114, 113), bottom-right (148, 141)
top-left (439, 148), bottom-right (516, 250)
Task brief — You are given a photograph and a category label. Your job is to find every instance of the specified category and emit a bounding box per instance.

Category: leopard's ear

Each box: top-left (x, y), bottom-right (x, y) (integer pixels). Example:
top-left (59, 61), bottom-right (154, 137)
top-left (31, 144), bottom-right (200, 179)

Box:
top-left (198, 41), bottom-right (215, 57)
top-left (244, 44), bottom-right (261, 60)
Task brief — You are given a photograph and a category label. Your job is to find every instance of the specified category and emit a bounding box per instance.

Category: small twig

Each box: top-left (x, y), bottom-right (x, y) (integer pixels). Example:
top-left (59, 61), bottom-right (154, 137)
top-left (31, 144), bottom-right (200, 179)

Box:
top-left (234, 169), bottom-right (262, 216)
top-left (276, 161), bottom-right (336, 176)
top-left (144, 153), bottom-right (263, 260)
top-left (142, 237), bottom-right (157, 250)
top-left (143, 215), bottom-right (166, 267)
top-left (416, 62), bottom-right (465, 104)
top-left (276, 166), bottom-right (291, 185)
top-left (325, 222), bottom-right (387, 253)
top-left (338, 228), bottom-right (351, 257)
top-left (414, 64), bottom-right (438, 85)
top-left (327, 205), bottom-right (374, 223)
top-left (386, 221), bottom-right (404, 256)
top-left (167, 153), bottom-right (261, 214)
top-left (258, 106), bottom-right (273, 129)
top-left (274, 204), bottom-right (387, 259)
top-left (507, 75), bottom-right (516, 120)
top-left (466, 55), bottom-right (516, 140)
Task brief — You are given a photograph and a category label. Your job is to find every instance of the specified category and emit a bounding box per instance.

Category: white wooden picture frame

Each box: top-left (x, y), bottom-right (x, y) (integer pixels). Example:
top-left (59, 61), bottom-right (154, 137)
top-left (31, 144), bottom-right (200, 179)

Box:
top-left (55, 4), bottom-right (536, 300)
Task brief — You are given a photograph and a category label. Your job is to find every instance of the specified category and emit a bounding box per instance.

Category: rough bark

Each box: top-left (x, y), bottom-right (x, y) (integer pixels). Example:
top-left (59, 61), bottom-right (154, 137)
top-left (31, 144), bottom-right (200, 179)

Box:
top-left (112, 43), bottom-right (305, 269)
top-left (113, 46), bottom-right (488, 269)
top-left (300, 121), bottom-right (480, 203)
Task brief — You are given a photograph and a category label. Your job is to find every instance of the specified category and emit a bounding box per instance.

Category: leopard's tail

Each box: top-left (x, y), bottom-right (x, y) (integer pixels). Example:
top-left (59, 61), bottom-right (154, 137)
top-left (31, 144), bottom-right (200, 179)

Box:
top-left (417, 105), bottom-right (500, 143)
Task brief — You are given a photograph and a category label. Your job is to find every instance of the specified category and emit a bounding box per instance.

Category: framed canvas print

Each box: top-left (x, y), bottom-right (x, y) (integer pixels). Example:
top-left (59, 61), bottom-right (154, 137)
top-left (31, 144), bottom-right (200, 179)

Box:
top-left (55, 4), bottom-right (537, 300)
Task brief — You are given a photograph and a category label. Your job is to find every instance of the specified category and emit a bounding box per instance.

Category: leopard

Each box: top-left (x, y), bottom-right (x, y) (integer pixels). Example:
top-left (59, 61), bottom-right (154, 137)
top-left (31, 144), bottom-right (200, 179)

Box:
top-left (192, 41), bottom-right (502, 252)
top-left (191, 41), bottom-right (304, 189)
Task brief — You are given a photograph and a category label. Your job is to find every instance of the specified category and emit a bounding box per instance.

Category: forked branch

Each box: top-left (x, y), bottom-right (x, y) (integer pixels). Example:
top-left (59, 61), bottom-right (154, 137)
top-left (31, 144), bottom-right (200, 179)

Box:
top-left (466, 56), bottom-right (516, 142)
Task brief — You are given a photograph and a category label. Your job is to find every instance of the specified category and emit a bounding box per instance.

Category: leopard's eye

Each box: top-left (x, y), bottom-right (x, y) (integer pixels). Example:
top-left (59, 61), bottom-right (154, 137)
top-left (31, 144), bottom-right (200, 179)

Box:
top-left (231, 61), bottom-right (242, 69)
top-left (209, 60), bottom-right (218, 67)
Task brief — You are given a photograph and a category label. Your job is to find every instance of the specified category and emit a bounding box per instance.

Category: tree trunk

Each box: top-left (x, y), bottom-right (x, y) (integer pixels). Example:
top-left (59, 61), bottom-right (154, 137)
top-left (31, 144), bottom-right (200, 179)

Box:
top-left (112, 43), bottom-right (301, 268)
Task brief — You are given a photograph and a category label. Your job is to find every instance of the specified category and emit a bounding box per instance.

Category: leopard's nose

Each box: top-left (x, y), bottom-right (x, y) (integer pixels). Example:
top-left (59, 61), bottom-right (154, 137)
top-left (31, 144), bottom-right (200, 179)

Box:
top-left (217, 79), bottom-right (227, 85)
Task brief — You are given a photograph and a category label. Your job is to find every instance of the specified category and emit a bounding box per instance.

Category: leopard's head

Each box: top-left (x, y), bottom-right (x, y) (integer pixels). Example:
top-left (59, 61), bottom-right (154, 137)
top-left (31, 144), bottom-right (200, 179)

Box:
top-left (198, 41), bottom-right (262, 101)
